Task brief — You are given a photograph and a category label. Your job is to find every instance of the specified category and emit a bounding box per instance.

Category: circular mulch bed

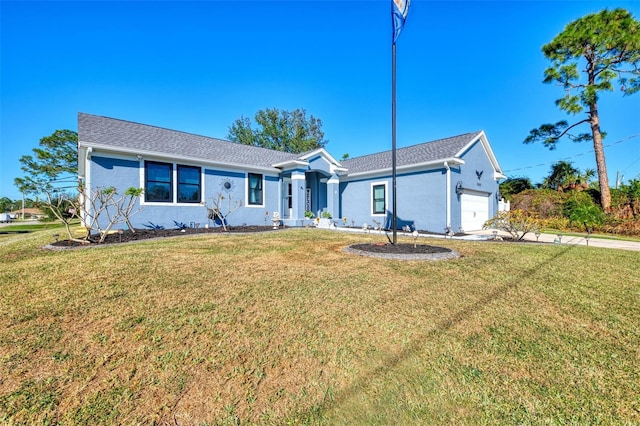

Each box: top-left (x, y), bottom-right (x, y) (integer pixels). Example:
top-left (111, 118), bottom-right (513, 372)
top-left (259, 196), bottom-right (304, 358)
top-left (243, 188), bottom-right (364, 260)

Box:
top-left (344, 243), bottom-right (460, 261)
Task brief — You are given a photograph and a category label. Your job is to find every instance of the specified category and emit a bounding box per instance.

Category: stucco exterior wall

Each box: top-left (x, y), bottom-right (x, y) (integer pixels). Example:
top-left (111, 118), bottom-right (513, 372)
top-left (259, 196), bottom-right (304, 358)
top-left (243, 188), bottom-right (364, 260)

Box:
top-left (456, 141), bottom-right (500, 220)
top-left (396, 169), bottom-right (447, 232)
top-left (338, 141), bottom-right (500, 233)
top-left (88, 155), bottom-right (280, 230)
top-left (340, 168), bottom-right (448, 232)
top-left (307, 155), bottom-right (332, 175)
top-left (458, 142), bottom-right (498, 197)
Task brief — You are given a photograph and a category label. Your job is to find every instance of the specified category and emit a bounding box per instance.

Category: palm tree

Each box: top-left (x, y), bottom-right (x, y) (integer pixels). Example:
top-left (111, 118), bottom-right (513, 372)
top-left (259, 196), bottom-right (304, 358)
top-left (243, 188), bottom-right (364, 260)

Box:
top-left (575, 168), bottom-right (596, 190)
top-left (543, 161), bottom-right (580, 192)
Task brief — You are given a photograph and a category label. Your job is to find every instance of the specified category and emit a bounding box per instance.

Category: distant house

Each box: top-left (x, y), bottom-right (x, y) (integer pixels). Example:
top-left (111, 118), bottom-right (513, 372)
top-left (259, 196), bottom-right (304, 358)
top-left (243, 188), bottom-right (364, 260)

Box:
top-left (9, 208), bottom-right (46, 220)
top-left (78, 113), bottom-right (505, 233)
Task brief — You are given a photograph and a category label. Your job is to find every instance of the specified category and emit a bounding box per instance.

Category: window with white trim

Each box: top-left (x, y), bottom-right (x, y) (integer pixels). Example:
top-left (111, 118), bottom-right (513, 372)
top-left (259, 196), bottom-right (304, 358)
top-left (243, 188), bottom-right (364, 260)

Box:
top-left (145, 161), bottom-right (172, 202)
top-left (177, 165), bottom-right (201, 203)
top-left (144, 161), bottom-right (201, 204)
top-left (247, 173), bottom-right (263, 206)
top-left (372, 183), bottom-right (386, 215)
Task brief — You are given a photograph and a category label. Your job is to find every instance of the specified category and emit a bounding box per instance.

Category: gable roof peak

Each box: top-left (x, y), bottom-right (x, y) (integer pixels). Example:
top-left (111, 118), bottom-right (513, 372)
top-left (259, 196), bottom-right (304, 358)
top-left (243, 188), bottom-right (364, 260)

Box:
top-left (341, 131), bottom-right (487, 175)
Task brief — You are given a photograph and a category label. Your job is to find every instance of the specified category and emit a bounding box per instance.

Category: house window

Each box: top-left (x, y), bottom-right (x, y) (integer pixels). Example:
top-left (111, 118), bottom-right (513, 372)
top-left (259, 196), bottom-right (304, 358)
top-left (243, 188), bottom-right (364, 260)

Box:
top-left (372, 183), bottom-right (386, 215)
top-left (247, 173), bottom-right (263, 206)
top-left (177, 165), bottom-right (201, 203)
top-left (145, 161), bottom-right (172, 202)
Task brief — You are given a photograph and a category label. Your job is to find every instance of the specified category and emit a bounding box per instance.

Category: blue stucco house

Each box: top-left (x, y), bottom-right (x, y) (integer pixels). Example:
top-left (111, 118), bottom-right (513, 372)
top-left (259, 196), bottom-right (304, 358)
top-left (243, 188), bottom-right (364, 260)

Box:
top-left (78, 113), bottom-right (505, 233)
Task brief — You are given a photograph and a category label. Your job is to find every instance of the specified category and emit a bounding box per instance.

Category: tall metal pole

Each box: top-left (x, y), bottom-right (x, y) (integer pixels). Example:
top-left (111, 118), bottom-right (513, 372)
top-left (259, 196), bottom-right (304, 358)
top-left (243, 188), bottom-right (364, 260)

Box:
top-left (391, 41), bottom-right (398, 245)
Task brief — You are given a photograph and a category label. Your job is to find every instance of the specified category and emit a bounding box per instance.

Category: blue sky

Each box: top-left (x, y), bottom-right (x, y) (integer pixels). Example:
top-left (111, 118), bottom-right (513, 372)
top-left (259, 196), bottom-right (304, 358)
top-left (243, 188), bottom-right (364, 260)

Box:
top-left (2, 0), bottom-right (639, 201)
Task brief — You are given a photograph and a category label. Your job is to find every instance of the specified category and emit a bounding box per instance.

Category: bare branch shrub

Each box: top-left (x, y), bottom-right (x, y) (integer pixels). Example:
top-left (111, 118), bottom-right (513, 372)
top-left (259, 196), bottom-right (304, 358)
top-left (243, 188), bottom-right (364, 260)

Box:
top-left (206, 193), bottom-right (243, 232)
top-left (484, 209), bottom-right (541, 241)
top-left (44, 185), bottom-right (144, 243)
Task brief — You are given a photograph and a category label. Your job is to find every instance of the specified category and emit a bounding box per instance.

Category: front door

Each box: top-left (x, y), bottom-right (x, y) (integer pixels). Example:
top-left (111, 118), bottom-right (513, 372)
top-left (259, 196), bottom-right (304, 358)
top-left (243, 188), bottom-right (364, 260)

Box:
top-left (283, 178), bottom-right (293, 218)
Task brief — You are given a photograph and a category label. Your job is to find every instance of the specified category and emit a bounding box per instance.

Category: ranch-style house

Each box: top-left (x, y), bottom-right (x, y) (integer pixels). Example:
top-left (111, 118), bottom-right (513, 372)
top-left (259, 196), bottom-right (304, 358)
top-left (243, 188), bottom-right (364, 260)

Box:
top-left (78, 112), bottom-right (506, 233)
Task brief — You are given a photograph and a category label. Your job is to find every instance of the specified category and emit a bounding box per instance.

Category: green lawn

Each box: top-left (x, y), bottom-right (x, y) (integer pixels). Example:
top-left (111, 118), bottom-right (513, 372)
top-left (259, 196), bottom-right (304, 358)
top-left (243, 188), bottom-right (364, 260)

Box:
top-left (1, 228), bottom-right (638, 424)
top-left (0, 221), bottom-right (70, 233)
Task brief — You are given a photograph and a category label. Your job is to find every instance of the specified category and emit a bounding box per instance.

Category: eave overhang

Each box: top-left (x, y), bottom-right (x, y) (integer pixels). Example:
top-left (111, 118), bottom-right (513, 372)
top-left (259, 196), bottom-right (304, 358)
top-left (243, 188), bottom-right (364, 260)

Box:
top-left (79, 141), bottom-right (281, 174)
top-left (340, 157), bottom-right (465, 180)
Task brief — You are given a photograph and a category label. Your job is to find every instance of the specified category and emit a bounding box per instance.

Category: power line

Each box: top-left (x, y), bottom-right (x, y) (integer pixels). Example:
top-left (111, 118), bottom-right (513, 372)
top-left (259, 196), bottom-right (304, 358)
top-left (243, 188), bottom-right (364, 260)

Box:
top-left (503, 133), bottom-right (640, 176)
top-left (620, 154), bottom-right (640, 175)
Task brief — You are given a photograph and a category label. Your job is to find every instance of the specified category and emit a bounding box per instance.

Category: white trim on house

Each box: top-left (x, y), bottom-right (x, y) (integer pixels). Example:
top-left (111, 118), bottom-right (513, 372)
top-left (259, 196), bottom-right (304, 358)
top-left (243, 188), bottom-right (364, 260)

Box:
top-left (298, 148), bottom-right (343, 166)
top-left (80, 142), bottom-right (280, 175)
top-left (285, 148), bottom-right (348, 175)
top-left (272, 159), bottom-right (309, 169)
top-left (341, 158), bottom-right (465, 181)
top-left (81, 147), bottom-right (92, 228)
top-left (444, 161), bottom-right (452, 229)
top-left (456, 132), bottom-right (505, 180)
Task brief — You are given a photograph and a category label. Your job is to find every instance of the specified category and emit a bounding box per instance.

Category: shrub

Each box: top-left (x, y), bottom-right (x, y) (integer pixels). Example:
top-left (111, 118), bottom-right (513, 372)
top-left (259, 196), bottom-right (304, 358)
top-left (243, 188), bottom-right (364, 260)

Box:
top-left (508, 180), bottom-right (639, 236)
top-left (513, 189), bottom-right (565, 218)
top-left (484, 209), bottom-right (541, 241)
top-left (538, 216), bottom-right (571, 231)
top-left (144, 222), bottom-right (164, 230)
top-left (173, 221), bottom-right (188, 230)
top-left (563, 194), bottom-right (604, 229)
top-left (499, 177), bottom-right (533, 201)
top-left (611, 179), bottom-right (640, 217)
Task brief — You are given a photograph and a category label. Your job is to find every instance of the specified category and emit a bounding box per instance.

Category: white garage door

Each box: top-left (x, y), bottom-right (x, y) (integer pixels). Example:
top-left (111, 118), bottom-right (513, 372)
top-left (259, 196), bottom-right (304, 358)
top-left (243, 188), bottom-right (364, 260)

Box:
top-left (461, 192), bottom-right (490, 231)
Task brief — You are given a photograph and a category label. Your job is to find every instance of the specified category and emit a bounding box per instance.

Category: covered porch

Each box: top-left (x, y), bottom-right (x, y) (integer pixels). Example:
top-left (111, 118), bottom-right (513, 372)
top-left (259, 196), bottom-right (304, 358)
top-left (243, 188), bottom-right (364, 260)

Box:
top-left (273, 149), bottom-right (345, 227)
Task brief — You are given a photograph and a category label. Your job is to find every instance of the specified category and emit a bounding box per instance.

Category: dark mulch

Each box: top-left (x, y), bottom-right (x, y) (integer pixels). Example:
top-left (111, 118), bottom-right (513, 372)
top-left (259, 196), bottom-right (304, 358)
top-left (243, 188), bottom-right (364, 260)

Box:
top-left (345, 242), bottom-right (460, 260)
top-left (49, 226), bottom-right (275, 247)
top-left (350, 243), bottom-right (452, 254)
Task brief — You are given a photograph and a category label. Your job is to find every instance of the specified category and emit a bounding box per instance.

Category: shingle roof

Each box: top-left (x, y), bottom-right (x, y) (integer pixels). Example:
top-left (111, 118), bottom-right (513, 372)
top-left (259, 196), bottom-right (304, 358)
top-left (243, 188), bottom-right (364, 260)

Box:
top-left (78, 113), bottom-right (299, 169)
top-left (341, 132), bottom-right (482, 174)
top-left (79, 113), bottom-right (487, 175)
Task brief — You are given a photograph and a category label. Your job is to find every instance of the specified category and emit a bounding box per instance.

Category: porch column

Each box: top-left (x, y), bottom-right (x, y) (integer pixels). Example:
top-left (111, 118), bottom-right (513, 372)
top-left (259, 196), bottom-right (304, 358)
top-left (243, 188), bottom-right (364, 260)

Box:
top-left (291, 171), bottom-right (306, 223)
top-left (327, 173), bottom-right (340, 220)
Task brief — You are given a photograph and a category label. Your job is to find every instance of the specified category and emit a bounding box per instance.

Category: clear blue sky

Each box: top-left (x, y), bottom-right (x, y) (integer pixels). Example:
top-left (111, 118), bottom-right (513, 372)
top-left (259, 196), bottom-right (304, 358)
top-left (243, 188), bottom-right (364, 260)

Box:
top-left (2, 0), bottom-right (639, 201)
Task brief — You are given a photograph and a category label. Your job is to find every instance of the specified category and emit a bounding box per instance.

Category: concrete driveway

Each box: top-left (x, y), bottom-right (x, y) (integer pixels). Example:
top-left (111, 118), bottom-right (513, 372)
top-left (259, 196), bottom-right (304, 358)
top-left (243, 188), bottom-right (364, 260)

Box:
top-left (464, 229), bottom-right (640, 252)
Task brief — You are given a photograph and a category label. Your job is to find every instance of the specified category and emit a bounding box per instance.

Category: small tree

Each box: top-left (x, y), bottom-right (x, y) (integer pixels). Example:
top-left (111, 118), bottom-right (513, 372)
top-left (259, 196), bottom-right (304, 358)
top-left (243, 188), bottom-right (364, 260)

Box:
top-left (206, 193), bottom-right (243, 232)
top-left (44, 190), bottom-right (85, 243)
top-left (46, 185), bottom-right (144, 243)
top-left (484, 210), bottom-right (541, 241)
top-left (81, 186), bottom-right (144, 243)
top-left (116, 187), bottom-right (145, 233)
top-left (15, 130), bottom-right (78, 195)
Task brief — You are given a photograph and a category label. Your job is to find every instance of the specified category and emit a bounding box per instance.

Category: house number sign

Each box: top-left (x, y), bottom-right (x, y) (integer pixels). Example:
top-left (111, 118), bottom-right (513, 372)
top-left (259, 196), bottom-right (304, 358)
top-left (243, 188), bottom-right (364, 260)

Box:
top-left (305, 188), bottom-right (312, 212)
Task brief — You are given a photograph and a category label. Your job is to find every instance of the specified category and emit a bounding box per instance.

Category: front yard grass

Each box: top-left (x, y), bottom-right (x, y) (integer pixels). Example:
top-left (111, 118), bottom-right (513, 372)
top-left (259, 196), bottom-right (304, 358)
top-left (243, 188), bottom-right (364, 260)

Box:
top-left (0, 228), bottom-right (638, 424)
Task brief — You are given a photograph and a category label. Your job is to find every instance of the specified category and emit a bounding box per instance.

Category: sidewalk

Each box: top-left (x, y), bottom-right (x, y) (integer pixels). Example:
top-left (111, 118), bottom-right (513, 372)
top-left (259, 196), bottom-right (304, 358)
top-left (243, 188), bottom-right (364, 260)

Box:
top-left (332, 226), bottom-right (640, 252)
top-left (464, 229), bottom-right (640, 252)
